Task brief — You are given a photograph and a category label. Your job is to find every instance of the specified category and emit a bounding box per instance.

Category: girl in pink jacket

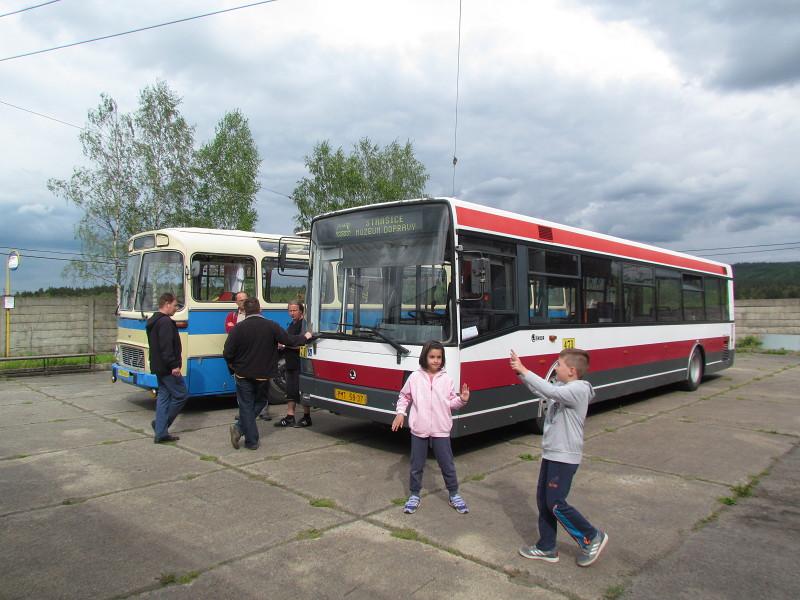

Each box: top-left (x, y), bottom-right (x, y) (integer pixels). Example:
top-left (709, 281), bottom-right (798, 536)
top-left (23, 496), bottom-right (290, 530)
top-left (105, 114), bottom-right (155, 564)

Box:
top-left (392, 340), bottom-right (470, 514)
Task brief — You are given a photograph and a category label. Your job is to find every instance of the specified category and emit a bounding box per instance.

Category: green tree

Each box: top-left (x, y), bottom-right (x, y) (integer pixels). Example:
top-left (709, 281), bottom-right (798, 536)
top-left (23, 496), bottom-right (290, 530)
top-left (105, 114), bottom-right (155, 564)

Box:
top-left (47, 94), bottom-right (140, 300)
top-left (192, 109), bottom-right (260, 230)
top-left (291, 138), bottom-right (429, 231)
top-left (49, 81), bottom-right (263, 299)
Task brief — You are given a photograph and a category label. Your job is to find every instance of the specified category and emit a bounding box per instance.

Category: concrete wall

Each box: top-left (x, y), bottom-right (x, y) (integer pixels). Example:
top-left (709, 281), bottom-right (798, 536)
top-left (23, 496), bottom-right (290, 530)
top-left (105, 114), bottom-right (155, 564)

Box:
top-left (735, 299), bottom-right (800, 338)
top-left (0, 297), bottom-right (117, 356)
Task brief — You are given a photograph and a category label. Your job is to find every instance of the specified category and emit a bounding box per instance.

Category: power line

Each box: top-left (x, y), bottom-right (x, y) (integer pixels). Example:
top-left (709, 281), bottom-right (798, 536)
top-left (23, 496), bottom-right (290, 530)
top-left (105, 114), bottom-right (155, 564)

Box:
top-left (263, 187), bottom-right (292, 200)
top-left (681, 241), bottom-right (800, 252)
top-left (1, 251), bottom-right (116, 265)
top-left (0, 245), bottom-right (116, 259)
top-left (0, 0), bottom-right (61, 19)
top-left (0, 99), bottom-right (84, 129)
top-left (695, 246), bottom-right (800, 258)
top-left (0, 0), bottom-right (279, 63)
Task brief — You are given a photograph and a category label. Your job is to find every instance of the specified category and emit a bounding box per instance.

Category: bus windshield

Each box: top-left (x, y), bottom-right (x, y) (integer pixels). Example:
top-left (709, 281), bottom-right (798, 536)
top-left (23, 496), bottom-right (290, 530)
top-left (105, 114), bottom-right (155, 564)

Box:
top-left (134, 251), bottom-right (185, 312)
top-left (310, 203), bottom-right (453, 344)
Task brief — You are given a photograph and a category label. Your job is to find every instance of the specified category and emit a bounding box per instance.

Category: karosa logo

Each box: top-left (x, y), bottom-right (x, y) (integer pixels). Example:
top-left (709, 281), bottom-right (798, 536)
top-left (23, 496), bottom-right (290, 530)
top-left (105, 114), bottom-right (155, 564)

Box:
top-left (531, 334), bottom-right (545, 342)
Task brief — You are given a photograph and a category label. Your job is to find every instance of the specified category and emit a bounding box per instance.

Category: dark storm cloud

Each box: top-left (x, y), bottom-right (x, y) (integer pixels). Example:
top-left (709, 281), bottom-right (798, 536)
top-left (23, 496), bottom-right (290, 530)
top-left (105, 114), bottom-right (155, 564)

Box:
top-left (578, 0), bottom-right (800, 90)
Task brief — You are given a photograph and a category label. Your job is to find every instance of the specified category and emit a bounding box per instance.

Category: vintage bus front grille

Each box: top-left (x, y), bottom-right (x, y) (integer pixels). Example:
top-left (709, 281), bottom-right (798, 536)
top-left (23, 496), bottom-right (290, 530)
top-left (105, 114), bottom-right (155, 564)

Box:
top-left (120, 345), bottom-right (145, 369)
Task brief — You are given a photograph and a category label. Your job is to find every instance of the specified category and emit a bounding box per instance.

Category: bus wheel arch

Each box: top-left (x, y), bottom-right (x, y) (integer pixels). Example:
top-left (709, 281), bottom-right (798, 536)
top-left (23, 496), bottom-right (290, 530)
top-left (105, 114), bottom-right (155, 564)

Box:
top-left (682, 344), bottom-right (705, 391)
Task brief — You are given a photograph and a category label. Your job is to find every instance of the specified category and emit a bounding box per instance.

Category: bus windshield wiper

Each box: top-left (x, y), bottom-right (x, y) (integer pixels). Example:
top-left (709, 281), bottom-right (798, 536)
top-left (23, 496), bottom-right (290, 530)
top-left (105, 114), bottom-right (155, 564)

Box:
top-left (337, 322), bottom-right (410, 363)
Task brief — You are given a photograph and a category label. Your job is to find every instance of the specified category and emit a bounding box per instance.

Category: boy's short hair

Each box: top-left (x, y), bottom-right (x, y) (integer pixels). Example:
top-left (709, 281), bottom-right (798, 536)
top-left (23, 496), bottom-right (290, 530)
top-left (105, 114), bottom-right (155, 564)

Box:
top-left (158, 292), bottom-right (176, 307)
top-left (243, 298), bottom-right (261, 316)
top-left (559, 348), bottom-right (590, 378)
top-left (419, 340), bottom-right (446, 369)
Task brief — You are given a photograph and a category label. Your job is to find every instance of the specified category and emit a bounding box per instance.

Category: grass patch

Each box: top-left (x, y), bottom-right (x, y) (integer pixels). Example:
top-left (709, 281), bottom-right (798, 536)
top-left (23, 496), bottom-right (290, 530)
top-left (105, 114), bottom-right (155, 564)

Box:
top-left (603, 584), bottom-right (626, 600)
top-left (0, 353), bottom-right (115, 371)
top-left (466, 472), bottom-right (486, 482)
top-left (309, 498), bottom-right (336, 508)
top-left (391, 497), bottom-right (407, 506)
top-left (176, 571), bottom-right (200, 585)
top-left (518, 453), bottom-right (535, 461)
top-left (692, 510), bottom-right (721, 531)
top-left (183, 473), bottom-right (200, 481)
top-left (100, 440), bottom-right (119, 445)
top-left (13, 453), bottom-right (29, 459)
top-left (199, 455), bottom-right (217, 462)
top-left (159, 573), bottom-right (177, 586)
top-left (132, 428), bottom-right (145, 434)
top-left (604, 427), bottom-right (617, 433)
top-left (296, 528), bottom-right (322, 540)
top-left (391, 527), bottom-right (425, 541)
top-left (718, 496), bottom-right (736, 506)
top-left (737, 335), bottom-right (762, 350)
top-left (764, 349), bottom-right (791, 355)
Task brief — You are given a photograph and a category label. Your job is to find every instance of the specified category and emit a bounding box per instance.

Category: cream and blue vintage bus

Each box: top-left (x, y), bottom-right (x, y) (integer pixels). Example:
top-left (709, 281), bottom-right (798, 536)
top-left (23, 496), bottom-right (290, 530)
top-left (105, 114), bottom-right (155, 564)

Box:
top-left (112, 228), bottom-right (308, 397)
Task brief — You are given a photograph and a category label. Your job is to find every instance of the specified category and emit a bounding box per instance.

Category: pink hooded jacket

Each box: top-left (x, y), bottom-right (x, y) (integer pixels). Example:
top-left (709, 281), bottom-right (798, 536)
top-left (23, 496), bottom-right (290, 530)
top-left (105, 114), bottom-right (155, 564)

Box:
top-left (396, 368), bottom-right (466, 438)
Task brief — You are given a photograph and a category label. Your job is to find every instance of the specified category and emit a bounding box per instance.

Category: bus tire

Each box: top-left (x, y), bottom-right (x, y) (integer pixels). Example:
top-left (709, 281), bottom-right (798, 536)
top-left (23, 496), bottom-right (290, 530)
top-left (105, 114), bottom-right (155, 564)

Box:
top-left (682, 347), bottom-right (704, 391)
top-left (268, 358), bottom-right (288, 405)
top-left (526, 412), bottom-right (545, 435)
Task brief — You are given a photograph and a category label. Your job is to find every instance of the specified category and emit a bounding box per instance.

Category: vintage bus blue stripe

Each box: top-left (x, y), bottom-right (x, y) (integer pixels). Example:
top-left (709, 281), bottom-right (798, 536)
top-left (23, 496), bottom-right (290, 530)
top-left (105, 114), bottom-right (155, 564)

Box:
top-left (118, 308), bottom-right (292, 335)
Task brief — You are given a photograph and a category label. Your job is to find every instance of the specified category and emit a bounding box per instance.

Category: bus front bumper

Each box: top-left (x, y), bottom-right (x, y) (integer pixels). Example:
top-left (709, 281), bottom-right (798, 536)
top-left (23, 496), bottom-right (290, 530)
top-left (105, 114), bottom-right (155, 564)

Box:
top-left (112, 363), bottom-right (158, 391)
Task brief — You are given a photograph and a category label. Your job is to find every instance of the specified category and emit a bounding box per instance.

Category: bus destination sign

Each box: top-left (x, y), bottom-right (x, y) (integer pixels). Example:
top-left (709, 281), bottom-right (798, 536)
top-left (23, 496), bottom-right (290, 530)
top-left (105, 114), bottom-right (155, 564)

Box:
top-left (333, 212), bottom-right (424, 240)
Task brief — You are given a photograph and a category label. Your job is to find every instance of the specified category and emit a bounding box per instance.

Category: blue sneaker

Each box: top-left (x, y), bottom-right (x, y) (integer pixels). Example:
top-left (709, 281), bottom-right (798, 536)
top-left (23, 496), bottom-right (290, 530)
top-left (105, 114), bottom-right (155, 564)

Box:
top-left (403, 495), bottom-right (421, 514)
top-left (449, 494), bottom-right (469, 514)
top-left (577, 531), bottom-right (608, 567)
top-left (518, 545), bottom-right (559, 563)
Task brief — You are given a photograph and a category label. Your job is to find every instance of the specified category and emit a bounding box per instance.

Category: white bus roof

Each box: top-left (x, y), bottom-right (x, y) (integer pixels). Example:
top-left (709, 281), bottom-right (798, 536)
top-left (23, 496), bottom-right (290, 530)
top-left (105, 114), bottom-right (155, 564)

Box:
top-left (128, 228), bottom-right (309, 257)
top-left (312, 197), bottom-right (731, 278)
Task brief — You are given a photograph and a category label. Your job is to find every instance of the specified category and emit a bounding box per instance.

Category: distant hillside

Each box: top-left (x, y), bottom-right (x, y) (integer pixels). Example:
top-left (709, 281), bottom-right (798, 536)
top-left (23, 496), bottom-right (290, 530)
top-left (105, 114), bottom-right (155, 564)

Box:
top-left (732, 262), bottom-right (800, 299)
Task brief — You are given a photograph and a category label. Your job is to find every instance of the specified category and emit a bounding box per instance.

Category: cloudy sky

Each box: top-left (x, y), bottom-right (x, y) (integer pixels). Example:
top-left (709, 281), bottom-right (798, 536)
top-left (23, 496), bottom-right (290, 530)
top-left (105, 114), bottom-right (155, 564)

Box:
top-left (1, 0), bottom-right (799, 291)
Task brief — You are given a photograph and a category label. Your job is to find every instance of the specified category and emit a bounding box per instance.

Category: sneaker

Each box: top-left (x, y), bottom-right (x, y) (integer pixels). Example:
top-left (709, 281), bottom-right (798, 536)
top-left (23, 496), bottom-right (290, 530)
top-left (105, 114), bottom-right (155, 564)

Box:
top-left (274, 415), bottom-right (295, 427)
top-left (577, 531), bottom-right (608, 567)
top-left (449, 494), bottom-right (469, 514)
top-left (295, 415), bottom-right (312, 427)
top-left (403, 495), bottom-right (421, 514)
top-left (518, 545), bottom-right (559, 563)
top-left (154, 434), bottom-right (180, 443)
top-left (244, 442), bottom-right (260, 450)
top-left (229, 424), bottom-right (242, 449)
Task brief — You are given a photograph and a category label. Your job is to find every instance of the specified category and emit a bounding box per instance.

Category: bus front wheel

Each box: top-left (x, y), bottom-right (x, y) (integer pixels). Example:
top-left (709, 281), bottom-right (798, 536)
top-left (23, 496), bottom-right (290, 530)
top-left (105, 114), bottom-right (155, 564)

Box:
top-left (682, 347), bottom-right (704, 391)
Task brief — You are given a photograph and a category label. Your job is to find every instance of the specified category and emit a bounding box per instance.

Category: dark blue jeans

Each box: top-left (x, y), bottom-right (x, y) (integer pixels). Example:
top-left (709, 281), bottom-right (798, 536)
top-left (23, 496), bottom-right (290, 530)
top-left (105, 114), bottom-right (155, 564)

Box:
top-left (409, 434), bottom-right (459, 496)
top-left (536, 458), bottom-right (597, 551)
top-left (154, 374), bottom-right (188, 440)
top-left (235, 378), bottom-right (267, 448)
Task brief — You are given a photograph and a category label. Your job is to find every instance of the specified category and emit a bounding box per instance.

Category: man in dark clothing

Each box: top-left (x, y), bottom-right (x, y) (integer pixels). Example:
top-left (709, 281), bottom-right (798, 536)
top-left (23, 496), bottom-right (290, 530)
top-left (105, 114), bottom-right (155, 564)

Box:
top-left (146, 292), bottom-right (188, 443)
top-left (223, 298), bottom-right (312, 450)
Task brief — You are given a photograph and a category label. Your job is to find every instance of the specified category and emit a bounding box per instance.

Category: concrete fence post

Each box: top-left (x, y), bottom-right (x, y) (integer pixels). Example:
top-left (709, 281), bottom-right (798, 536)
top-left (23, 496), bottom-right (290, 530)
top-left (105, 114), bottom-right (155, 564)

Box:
top-left (88, 297), bottom-right (95, 354)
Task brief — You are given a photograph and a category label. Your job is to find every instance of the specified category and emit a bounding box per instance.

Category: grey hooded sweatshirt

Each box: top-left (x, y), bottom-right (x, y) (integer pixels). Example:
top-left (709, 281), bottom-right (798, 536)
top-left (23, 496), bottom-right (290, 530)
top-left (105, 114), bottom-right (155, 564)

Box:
top-left (518, 372), bottom-right (595, 465)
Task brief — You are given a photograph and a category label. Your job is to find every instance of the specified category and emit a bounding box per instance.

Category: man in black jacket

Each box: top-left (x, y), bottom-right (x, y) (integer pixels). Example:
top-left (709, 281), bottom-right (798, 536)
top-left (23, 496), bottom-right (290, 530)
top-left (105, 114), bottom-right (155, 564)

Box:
top-left (223, 298), bottom-right (312, 450)
top-left (146, 292), bottom-right (188, 443)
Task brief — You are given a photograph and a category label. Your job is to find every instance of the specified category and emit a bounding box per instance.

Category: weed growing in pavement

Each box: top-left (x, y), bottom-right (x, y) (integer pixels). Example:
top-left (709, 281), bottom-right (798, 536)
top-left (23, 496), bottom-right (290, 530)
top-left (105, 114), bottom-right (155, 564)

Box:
top-left (177, 571), bottom-right (200, 584)
top-left (603, 584), bottom-right (626, 600)
top-left (466, 472), bottom-right (486, 482)
top-left (718, 496), bottom-right (736, 506)
top-left (296, 528), bottom-right (322, 540)
top-left (310, 498), bottom-right (335, 508)
top-left (518, 453), bottom-right (535, 461)
top-left (158, 573), bottom-right (177, 586)
top-left (199, 455), bottom-right (217, 462)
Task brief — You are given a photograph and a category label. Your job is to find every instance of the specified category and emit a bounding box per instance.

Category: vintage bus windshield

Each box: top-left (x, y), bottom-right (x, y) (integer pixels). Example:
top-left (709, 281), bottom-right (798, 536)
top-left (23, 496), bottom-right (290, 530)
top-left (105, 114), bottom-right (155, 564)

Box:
top-left (310, 203), bottom-right (454, 344)
top-left (133, 251), bottom-right (185, 312)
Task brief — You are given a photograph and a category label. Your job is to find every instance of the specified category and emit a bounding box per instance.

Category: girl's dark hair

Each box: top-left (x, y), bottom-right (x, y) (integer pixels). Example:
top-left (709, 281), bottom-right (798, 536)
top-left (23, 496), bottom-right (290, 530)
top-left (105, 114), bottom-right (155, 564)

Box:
top-left (419, 340), bottom-right (445, 369)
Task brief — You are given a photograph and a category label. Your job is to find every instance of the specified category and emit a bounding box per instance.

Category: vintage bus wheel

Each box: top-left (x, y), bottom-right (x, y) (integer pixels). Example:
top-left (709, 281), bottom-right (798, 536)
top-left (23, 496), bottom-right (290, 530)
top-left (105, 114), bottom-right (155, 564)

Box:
top-left (682, 347), bottom-right (704, 391)
top-left (268, 358), bottom-right (288, 405)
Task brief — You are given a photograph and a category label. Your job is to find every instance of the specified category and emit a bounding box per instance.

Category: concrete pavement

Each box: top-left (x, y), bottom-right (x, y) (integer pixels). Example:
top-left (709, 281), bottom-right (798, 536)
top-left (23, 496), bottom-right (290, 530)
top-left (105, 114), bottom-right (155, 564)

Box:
top-left (0, 353), bottom-right (798, 599)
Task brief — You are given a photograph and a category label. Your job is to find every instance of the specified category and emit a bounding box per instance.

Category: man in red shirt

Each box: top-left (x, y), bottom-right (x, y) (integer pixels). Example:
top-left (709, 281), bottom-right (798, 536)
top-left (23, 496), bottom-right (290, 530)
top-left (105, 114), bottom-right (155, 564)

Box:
top-left (225, 291), bottom-right (249, 333)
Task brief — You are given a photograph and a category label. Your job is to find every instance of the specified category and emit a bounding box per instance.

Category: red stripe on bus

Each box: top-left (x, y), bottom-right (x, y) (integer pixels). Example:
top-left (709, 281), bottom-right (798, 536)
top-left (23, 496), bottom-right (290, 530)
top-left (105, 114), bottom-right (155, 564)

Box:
top-left (461, 336), bottom-right (728, 391)
top-left (455, 206), bottom-right (728, 276)
top-left (313, 337), bottom-right (727, 392)
top-left (312, 359), bottom-right (406, 391)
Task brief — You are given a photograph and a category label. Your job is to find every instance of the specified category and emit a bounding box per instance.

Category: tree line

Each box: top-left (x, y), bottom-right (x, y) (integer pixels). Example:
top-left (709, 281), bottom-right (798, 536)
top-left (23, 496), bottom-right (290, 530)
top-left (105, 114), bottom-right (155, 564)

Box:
top-left (49, 80), bottom-right (429, 299)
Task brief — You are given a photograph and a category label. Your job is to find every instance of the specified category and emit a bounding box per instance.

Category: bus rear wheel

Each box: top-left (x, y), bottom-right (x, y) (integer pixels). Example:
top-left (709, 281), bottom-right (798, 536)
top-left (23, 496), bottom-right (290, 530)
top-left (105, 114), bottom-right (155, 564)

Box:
top-left (682, 348), bottom-right (704, 391)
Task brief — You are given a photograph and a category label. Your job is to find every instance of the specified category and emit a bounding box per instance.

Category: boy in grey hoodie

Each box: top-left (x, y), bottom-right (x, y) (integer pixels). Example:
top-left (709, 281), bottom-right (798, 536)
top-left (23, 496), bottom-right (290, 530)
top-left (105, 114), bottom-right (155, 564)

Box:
top-left (510, 348), bottom-right (608, 567)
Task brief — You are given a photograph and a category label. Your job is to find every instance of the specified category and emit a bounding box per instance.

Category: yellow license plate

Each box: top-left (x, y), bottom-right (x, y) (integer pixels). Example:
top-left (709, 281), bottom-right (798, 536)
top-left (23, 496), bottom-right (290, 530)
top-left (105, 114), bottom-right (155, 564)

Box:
top-left (299, 346), bottom-right (308, 358)
top-left (334, 388), bottom-right (368, 405)
top-left (118, 369), bottom-right (130, 378)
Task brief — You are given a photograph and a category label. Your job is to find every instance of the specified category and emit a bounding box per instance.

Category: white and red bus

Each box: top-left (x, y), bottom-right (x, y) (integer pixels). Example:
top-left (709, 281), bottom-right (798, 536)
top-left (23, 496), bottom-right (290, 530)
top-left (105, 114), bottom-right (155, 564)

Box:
top-left (300, 198), bottom-right (734, 436)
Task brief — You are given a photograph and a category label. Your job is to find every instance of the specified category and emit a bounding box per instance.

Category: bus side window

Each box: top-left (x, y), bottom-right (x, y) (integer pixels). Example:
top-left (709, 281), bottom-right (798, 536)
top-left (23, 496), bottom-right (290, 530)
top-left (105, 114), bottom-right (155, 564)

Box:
top-left (191, 254), bottom-right (255, 302)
